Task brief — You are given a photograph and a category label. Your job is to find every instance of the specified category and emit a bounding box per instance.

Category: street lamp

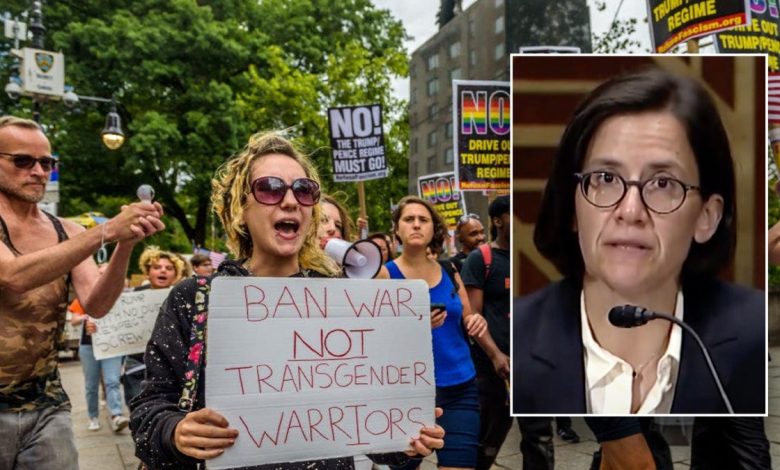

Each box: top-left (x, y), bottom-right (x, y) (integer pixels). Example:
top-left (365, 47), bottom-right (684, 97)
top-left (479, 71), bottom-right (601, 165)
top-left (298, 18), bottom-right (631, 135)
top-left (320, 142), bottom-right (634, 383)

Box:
top-left (2, 2), bottom-right (126, 150)
top-left (100, 100), bottom-right (125, 150)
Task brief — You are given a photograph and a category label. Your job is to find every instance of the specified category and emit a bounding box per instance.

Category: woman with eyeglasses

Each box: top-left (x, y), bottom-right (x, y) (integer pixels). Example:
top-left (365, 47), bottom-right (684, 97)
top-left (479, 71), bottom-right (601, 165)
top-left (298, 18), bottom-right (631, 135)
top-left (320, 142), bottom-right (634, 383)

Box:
top-left (512, 68), bottom-right (764, 415)
top-left (376, 196), bottom-right (505, 470)
top-left (129, 133), bottom-right (444, 469)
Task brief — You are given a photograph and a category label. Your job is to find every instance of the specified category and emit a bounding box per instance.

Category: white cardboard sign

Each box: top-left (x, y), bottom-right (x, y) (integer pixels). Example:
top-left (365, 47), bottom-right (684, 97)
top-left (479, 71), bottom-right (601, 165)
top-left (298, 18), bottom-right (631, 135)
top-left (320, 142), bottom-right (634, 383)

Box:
top-left (91, 288), bottom-right (171, 360)
top-left (206, 277), bottom-right (435, 469)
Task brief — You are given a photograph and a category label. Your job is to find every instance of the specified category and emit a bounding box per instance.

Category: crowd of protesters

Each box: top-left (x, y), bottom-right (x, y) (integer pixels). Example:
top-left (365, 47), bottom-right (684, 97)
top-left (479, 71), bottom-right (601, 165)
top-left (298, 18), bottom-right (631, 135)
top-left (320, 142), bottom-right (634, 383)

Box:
top-left (0, 111), bottom-right (772, 470)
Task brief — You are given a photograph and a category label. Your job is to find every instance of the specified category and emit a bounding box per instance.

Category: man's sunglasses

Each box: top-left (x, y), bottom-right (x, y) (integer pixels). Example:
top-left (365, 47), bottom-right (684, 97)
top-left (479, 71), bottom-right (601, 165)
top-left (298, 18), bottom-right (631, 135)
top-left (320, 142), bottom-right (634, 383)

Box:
top-left (0, 152), bottom-right (58, 171)
top-left (250, 176), bottom-right (320, 206)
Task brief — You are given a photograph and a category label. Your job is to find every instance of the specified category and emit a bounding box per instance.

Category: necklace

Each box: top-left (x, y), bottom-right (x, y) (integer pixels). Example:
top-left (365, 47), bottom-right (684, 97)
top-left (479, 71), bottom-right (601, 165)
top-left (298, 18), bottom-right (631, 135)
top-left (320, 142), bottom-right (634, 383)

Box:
top-left (632, 351), bottom-right (662, 378)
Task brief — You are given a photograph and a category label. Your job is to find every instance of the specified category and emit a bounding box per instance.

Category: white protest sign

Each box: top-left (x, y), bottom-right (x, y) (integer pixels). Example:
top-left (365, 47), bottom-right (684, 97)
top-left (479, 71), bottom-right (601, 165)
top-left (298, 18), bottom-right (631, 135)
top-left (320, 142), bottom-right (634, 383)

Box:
top-left (328, 104), bottom-right (388, 182)
top-left (205, 277), bottom-right (435, 469)
top-left (91, 288), bottom-right (171, 360)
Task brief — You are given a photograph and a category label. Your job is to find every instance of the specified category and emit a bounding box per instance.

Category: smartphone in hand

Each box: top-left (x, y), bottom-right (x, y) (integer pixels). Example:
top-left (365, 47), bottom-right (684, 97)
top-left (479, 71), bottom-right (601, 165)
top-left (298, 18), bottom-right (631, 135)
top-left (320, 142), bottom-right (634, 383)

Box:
top-left (430, 303), bottom-right (447, 328)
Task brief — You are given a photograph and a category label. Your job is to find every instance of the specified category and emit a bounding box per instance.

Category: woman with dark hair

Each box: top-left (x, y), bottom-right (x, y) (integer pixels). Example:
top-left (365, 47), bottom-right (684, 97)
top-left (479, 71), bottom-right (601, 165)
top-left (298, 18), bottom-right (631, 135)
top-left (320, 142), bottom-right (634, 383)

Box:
top-left (377, 196), bottom-right (505, 470)
top-left (367, 231), bottom-right (393, 264)
top-left (130, 133), bottom-right (444, 469)
top-left (512, 68), bottom-right (764, 414)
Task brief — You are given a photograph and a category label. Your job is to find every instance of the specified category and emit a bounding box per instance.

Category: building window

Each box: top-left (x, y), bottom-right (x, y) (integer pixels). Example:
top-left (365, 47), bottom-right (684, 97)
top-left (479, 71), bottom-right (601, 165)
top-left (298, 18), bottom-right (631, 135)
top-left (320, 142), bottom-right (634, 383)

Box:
top-left (428, 104), bottom-right (439, 121)
top-left (410, 63), bottom-right (416, 79)
top-left (495, 43), bottom-right (505, 60)
top-left (410, 112), bottom-right (417, 126)
top-left (449, 67), bottom-right (462, 81)
top-left (427, 53), bottom-right (439, 71)
top-left (495, 0), bottom-right (504, 6)
top-left (427, 78), bottom-right (439, 96)
top-left (411, 160), bottom-right (418, 178)
top-left (445, 121), bottom-right (453, 139)
top-left (445, 147), bottom-right (454, 164)
top-left (427, 155), bottom-right (437, 172)
top-left (411, 138), bottom-right (418, 154)
top-left (469, 19), bottom-right (475, 36)
top-left (449, 41), bottom-right (461, 59)
top-left (410, 87), bottom-right (416, 105)
top-left (428, 130), bottom-right (437, 148)
top-left (495, 15), bottom-right (504, 34)
top-left (469, 49), bottom-right (476, 66)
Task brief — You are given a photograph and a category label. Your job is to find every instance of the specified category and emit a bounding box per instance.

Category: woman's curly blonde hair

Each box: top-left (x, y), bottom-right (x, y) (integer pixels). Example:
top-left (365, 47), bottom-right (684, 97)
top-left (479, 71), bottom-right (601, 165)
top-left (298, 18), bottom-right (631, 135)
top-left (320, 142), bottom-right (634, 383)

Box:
top-left (138, 246), bottom-right (185, 279)
top-left (211, 131), bottom-right (339, 276)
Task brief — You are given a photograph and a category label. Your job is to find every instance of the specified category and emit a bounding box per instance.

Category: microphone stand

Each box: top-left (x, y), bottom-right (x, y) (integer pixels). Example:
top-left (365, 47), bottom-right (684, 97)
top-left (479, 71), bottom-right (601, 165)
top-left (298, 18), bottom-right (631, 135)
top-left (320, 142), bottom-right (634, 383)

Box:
top-left (648, 312), bottom-right (734, 414)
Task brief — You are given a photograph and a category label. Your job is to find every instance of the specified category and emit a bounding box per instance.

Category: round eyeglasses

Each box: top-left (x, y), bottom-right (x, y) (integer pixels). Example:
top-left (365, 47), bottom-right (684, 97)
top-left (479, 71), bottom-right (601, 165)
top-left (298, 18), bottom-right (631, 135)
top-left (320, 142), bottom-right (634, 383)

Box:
top-left (574, 171), bottom-right (700, 214)
top-left (250, 176), bottom-right (320, 206)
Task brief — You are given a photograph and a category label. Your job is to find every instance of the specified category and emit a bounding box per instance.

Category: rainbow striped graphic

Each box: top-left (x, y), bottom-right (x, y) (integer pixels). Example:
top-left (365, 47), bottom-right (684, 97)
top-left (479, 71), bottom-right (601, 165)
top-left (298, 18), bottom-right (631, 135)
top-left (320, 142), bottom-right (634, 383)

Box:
top-left (420, 176), bottom-right (459, 203)
top-left (490, 92), bottom-right (510, 135)
top-left (461, 91), bottom-right (487, 135)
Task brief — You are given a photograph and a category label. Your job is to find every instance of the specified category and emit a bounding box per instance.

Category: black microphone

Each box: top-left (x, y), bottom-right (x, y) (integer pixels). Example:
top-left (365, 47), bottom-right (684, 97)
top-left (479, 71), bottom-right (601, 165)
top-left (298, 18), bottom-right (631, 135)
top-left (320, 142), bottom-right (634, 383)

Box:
top-left (608, 304), bottom-right (734, 414)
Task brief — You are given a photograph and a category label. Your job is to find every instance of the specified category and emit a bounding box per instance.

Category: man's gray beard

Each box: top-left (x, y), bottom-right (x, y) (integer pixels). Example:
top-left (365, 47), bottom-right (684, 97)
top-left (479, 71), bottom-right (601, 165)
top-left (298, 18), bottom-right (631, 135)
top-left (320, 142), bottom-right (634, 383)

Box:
top-left (0, 179), bottom-right (45, 203)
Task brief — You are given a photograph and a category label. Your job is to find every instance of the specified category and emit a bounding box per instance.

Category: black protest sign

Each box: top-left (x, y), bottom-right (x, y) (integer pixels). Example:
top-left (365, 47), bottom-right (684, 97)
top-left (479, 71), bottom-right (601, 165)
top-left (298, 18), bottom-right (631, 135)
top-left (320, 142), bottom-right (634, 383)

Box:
top-left (417, 172), bottom-right (467, 229)
top-left (328, 104), bottom-right (388, 182)
top-left (453, 80), bottom-right (510, 192)
top-left (648, 0), bottom-right (749, 53)
top-left (716, 2), bottom-right (780, 71)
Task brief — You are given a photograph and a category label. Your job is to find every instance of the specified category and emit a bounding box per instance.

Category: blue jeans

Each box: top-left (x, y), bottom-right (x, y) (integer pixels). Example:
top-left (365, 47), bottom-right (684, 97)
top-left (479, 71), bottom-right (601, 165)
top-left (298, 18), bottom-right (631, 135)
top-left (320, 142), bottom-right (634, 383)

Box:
top-left (0, 404), bottom-right (78, 469)
top-left (79, 344), bottom-right (124, 418)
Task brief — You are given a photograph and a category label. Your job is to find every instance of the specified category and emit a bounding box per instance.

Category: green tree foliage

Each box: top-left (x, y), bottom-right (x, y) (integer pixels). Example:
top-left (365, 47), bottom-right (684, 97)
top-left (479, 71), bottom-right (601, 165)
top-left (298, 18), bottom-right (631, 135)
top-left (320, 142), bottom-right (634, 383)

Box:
top-left (509, 0), bottom-right (593, 52)
top-left (437, 0), bottom-right (456, 29)
top-left (1, 0), bottom-right (409, 253)
top-left (591, 0), bottom-right (646, 53)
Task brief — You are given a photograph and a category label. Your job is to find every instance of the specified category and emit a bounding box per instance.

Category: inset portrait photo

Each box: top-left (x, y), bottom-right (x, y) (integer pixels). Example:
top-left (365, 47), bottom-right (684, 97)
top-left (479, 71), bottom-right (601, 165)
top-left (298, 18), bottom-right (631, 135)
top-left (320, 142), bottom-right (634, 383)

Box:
top-left (511, 55), bottom-right (767, 415)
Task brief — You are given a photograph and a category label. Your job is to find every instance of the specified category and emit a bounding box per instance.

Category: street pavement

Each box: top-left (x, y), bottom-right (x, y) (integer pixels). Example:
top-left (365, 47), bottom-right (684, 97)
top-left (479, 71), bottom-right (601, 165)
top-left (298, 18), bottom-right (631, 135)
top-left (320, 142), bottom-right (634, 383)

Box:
top-left (60, 347), bottom-right (780, 469)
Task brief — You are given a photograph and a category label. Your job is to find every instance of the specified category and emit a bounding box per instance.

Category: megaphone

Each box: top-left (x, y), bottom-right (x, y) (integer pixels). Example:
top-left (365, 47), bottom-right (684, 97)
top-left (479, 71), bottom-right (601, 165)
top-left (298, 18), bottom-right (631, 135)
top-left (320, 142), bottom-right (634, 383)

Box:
top-left (324, 238), bottom-right (383, 279)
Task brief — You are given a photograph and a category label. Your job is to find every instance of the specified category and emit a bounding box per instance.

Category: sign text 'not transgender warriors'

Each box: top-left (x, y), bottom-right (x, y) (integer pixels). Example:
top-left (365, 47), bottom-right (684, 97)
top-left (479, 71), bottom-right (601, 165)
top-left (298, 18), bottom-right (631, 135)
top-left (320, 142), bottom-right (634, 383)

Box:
top-left (204, 277), bottom-right (436, 469)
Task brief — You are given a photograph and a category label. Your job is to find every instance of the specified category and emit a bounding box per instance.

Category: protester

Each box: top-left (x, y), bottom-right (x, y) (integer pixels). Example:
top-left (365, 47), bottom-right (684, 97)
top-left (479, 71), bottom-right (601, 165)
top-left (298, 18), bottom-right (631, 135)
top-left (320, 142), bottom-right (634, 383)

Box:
top-left (368, 231), bottom-right (393, 264)
top-left (461, 196), bottom-right (570, 469)
top-left (173, 253), bottom-right (192, 281)
top-left (450, 214), bottom-right (485, 272)
top-left (122, 247), bottom-right (183, 404)
top-left (512, 68), bottom-right (764, 414)
top-left (0, 115), bottom-right (164, 469)
top-left (189, 253), bottom-right (213, 276)
top-left (378, 195), bottom-right (504, 470)
top-left (69, 264), bottom-right (130, 433)
top-left (130, 132), bottom-right (444, 469)
top-left (318, 193), bottom-right (356, 247)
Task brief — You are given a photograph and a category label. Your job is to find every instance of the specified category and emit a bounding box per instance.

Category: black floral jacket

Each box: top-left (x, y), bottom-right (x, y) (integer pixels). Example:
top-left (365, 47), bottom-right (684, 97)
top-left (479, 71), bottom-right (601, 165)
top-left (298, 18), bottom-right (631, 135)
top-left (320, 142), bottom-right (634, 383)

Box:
top-left (129, 260), bottom-right (418, 470)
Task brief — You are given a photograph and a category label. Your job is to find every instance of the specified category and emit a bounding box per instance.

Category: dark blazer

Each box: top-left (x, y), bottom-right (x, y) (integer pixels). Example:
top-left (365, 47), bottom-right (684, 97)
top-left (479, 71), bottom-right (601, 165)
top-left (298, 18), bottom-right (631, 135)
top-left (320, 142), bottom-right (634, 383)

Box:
top-left (511, 277), bottom-right (765, 414)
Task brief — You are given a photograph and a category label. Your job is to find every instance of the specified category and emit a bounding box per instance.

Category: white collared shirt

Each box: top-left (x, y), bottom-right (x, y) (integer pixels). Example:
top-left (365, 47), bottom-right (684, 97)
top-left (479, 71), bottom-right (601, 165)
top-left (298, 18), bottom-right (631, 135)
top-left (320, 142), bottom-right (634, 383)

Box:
top-left (581, 291), bottom-right (683, 414)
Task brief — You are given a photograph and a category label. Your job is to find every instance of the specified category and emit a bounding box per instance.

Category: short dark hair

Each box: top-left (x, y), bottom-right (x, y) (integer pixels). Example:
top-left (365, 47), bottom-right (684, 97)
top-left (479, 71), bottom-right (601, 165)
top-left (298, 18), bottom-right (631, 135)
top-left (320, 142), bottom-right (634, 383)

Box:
top-left (190, 253), bottom-right (211, 267)
top-left (392, 196), bottom-right (447, 255)
top-left (534, 68), bottom-right (736, 282)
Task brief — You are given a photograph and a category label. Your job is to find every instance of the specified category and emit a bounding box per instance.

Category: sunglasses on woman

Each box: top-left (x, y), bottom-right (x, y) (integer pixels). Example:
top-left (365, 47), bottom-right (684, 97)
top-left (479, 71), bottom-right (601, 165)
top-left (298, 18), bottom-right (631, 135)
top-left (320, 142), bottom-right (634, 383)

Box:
top-left (250, 176), bottom-right (320, 206)
top-left (0, 152), bottom-right (58, 171)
